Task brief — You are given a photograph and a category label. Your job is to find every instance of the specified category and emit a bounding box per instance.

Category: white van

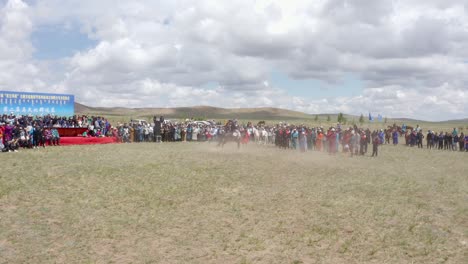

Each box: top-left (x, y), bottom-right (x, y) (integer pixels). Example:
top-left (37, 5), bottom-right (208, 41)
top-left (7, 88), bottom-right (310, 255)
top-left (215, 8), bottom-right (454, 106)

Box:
top-left (130, 119), bottom-right (149, 126)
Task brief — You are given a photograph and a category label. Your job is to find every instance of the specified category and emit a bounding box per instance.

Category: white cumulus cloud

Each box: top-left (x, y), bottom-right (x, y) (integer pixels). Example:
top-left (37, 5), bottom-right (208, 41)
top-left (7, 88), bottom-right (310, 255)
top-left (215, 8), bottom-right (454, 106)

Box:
top-left (0, 0), bottom-right (467, 120)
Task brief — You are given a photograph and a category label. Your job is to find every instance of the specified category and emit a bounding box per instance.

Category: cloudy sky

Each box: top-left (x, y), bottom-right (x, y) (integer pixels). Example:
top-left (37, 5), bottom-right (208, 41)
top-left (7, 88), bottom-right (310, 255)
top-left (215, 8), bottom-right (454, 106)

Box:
top-left (1, 0), bottom-right (467, 120)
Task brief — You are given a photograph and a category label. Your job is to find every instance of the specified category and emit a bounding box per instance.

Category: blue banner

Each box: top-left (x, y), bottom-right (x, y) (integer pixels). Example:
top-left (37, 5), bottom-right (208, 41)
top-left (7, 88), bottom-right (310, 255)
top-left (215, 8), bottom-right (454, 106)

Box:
top-left (0, 91), bottom-right (74, 117)
top-left (377, 114), bottom-right (383, 122)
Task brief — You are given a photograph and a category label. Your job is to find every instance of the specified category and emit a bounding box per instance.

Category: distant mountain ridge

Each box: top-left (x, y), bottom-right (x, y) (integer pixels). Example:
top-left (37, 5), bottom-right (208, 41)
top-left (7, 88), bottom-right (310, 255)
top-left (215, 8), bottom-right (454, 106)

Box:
top-left (74, 102), bottom-right (329, 120)
top-left (74, 102), bottom-right (468, 123)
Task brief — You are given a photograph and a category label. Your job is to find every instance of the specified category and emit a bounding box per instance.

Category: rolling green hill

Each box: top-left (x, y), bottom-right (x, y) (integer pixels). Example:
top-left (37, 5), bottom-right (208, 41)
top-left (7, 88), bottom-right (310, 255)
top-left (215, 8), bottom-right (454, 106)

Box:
top-left (74, 102), bottom-right (339, 121)
top-left (74, 102), bottom-right (467, 131)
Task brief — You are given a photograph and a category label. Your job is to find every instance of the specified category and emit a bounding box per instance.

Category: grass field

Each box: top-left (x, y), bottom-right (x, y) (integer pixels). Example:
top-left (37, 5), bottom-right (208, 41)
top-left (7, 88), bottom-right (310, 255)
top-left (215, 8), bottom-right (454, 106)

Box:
top-left (1, 142), bottom-right (467, 263)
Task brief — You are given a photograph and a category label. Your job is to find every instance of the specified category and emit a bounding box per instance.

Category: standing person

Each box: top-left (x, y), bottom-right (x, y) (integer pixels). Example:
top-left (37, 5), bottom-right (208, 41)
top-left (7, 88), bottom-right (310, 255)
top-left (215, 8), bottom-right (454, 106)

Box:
top-left (154, 119), bottom-right (162, 142)
top-left (349, 130), bottom-right (357, 157)
top-left (143, 125), bottom-right (149, 142)
top-left (310, 128), bottom-right (317, 150)
top-left (453, 134), bottom-right (459, 151)
top-left (0, 132), bottom-right (4, 152)
top-left (366, 129), bottom-right (371, 150)
top-left (426, 130), bottom-right (433, 149)
top-left (51, 127), bottom-right (60, 146)
top-left (192, 125), bottom-right (199, 141)
top-left (353, 131), bottom-right (361, 156)
top-left (4, 122), bottom-right (13, 143)
top-left (28, 124), bottom-right (34, 147)
top-left (432, 131), bottom-right (437, 149)
top-left (438, 132), bottom-right (444, 150)
top-left (243, 126), bottom-right (251, 145)
top-left (170, 125), bottom-right (176, 142)
top-left (378, 129), bottom-right (385, 145)
top-left (446, 133), bottom-right (453, 150)
top-left (417, 131), bottom-right (424, 148)
top-left (443, 133), bottom-right (449, 150)
top-left (392, 129), bottom-right (399, 145)
top-left (148, 125), bottom-right (154, 141)
top-left (285, 127), bottom-right (291, 149)
top-left (137, 124), bottom-right (144, 142)
top-left (299, 128), bottom-right (307, 153)
top-left (336, 129), bottom-right (341, 152)
top-left (276, 127), bottom-right (283, 148)
top-left (186, 124), bottom-right (192, 142)
top-left (465, 133), bottom-right (468, 152)
top-left (175, 126), bottom-right (181, 142)
top-left (360, 131), bottom-right (367, 155)
top-left (44, 128), bottom-right (52, 146)
top-left (410, 131), bottom-right (417, 147)
top-left (123, 124), bottom-right (130, 143)
top-left (181, 125), bottom-right (186, 142)
top-left (129, 125), bottom-right (135, 143)
top-left (291, 128), bottom-right (299, 149)
top-left (327, 128), bottom-right (337, 155)
top-left (343, 129), bottom-right (351, 153)
top-left (322, 129), bottom-right (328, 152)
top-left (452, 127), bottom-right (458, 137)
top-left (459, 132), bottom-right (465, 152)
top-left (33, 125), bottom-right (42, 148)
top-left (316, 130), bottom-right (323, 151)
top-left (371, 134), bottom-right (380, 157)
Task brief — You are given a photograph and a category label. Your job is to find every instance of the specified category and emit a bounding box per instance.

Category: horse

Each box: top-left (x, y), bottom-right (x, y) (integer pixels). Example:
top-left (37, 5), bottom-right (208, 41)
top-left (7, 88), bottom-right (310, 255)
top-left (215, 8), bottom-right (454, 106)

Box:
top-left (258, 127), bottom-right (269, 145)
top-left (217, 128), bottom-right (241, 149)
top-left (252, 126), bottom-right (261, 144)
top-left (389, 125), bottom-right (414, 137)
top-left (399, 125), bottom-right (414, 136)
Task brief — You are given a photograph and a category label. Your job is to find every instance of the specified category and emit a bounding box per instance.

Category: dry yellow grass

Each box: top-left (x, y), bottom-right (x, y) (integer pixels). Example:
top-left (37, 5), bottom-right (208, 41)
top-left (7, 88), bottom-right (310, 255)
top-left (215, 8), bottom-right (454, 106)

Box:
top-left (0, 142), bottom-right (467, 263)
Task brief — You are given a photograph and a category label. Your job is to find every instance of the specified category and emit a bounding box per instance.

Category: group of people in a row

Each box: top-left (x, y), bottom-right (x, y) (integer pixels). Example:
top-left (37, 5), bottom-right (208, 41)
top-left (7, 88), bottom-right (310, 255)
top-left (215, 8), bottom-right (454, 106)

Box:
top-left (1, 113), bottom-right (111, 130)
top-left (274, 124), bottom-right (468, 156)
top-left (2, 113), bottom-right (468, 155)
top-left (0, 124), bottom-right (61, 152)
top-left (0, 113), bottom-right (112, 152)
top-left (400, 128), bottom-right (466, 151)
top-left (114, 118), bottom-right (221, 143)
top-left (273, 125), bottom-right (384, 156)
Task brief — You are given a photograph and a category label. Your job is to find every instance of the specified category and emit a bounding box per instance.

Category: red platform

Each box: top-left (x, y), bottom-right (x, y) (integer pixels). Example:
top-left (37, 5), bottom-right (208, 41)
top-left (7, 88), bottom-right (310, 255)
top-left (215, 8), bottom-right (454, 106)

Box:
top-left (56, 128), bottom-right (89, 137)
top-left (59, 137), bottom-right (119, 146)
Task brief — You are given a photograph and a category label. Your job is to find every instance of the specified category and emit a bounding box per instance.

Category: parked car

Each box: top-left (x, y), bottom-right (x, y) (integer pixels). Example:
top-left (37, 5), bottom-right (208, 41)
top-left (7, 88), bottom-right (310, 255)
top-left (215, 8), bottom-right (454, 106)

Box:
top-left (130, 119), bottom-right (149, 126)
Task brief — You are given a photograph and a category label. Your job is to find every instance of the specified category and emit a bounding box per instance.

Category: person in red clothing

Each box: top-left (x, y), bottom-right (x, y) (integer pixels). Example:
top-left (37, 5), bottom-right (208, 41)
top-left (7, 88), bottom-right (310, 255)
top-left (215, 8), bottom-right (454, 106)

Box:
top-left (316, 130), bottom-right (323, 151)
top-left (0, 123), bottom-right (4, 145)
top-left (342, 129), bottom-right (352, 153)
top-left (327, 128), bottom-right (337, 155)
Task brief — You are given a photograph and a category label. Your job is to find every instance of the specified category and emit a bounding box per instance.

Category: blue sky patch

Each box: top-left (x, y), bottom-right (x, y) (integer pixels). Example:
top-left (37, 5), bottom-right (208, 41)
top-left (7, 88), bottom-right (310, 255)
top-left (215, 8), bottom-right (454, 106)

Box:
top-left (31, 24), bottom-right (98, 60)
top-left (269, 71), bottom-right (363, 98)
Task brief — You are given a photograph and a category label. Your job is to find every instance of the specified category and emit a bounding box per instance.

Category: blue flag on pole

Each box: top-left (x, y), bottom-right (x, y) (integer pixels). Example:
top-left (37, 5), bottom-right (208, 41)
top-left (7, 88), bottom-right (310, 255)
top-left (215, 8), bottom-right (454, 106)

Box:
top-left (369, 112), bottom-right (373, 122)
top-left (378, 114), bottom-right (383, 122)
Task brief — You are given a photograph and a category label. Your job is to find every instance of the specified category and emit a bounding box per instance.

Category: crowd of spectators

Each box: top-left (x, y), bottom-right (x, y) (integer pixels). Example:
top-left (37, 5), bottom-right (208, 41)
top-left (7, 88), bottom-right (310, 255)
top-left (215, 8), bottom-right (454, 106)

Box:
top-left (0, 113), bottom-right (112, 152)
top-left (274, 124), bottom-right (468, 156)
top-left (112, 117), bottom-right (468, 157)
top-left (114, 117), bottom-right (221, 143)
top-left (2, 113), bottom-right (468, 155)
top-left (402, 128), bottom-right (466, 151)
